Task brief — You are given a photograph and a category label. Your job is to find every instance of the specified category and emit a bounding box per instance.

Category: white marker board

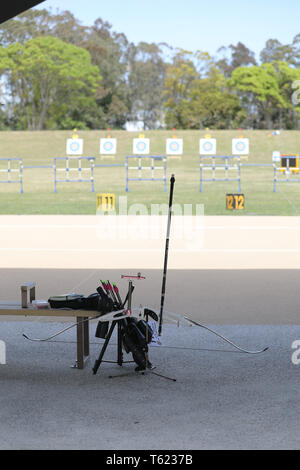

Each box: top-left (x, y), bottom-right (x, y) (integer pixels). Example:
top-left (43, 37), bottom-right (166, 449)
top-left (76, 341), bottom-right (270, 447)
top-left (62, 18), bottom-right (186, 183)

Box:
top-left (133, 138), bottom-right (150, 155)
top-left (100, 138), bottom-right (117, 155)
top-left (166, 138), bottom-right (183, 155)
top-left (199, 138), bottom-right (217, 155)
top-left (66, 139), bottom-right (84, 156)
top-left (232, 138), bottom-right (249, 155)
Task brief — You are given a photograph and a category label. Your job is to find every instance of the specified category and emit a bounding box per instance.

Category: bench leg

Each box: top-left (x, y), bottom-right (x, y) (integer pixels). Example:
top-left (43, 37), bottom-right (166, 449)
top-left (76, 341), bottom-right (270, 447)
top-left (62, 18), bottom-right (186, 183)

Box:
top-left (84, 316), bottom-right (89, 357)
top-left (29, 286), bottom-right (35, 304)
top-left (73, 316), bottom-right (90, 369)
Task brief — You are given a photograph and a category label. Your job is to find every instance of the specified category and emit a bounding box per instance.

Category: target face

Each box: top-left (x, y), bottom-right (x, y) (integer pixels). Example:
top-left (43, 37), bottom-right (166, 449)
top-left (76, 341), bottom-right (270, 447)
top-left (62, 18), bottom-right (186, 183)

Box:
top-left (133, 138), bottom-right (150, 155)
top-left (199, 138), bottom-right (216, 155)
top-left (232, 138), bottom-right (249, 155)
top-left (166, 138), bottom-right (183, 155)
top-left (100, 138), bottom-right (117, 155)
top-left (66, 139), bottom-right (84, 156)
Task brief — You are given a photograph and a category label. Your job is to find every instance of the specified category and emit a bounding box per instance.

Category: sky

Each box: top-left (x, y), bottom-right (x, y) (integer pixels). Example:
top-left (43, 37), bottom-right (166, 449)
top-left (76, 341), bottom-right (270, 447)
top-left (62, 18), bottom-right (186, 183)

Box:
top-left (35, 0), bottom-right (300, 60)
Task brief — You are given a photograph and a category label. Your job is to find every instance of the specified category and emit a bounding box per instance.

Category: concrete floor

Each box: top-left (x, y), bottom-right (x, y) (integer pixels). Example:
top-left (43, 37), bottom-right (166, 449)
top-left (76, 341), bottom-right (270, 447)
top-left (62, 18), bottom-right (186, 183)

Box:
top-left (0, 320), bottom-right (300, 450)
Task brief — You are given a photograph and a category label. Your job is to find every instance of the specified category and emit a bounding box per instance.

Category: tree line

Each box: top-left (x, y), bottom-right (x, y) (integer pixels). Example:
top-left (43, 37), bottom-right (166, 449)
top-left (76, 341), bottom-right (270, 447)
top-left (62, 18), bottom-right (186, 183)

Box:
top-left (0, 8), bottom-right (300, 131)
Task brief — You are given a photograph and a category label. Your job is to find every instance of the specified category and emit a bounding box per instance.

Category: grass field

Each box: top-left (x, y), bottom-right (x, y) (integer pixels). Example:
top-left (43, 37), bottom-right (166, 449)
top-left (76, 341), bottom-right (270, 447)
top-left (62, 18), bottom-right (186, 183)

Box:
top-left (0, 129), bottom-right (300, 215)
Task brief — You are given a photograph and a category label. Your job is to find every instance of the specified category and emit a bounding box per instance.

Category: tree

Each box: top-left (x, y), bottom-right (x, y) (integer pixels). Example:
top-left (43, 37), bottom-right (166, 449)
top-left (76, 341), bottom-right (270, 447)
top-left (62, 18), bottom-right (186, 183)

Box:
top-left (0, 9), bottom-right (88, 47)
top-left (189, 69), bottom-right (244, 129)
top-left (82, 18), bottom-right (129, 128)
top-left (163, 51), bottom-right (243, 129)
top-left (163, 50), bottom-right (198, 128)
top-left (216, 42), bottom-right (257, 78)
top-left (0, 9), bottom-right (52, 46)
top-left (126, 42), bottom-right (167, 128)
top-left (0, 36), bottom-right (101, 130)
top-left (228, 62), bottom-right (300, 129)
top-left (2, 7), bottom-right (300, 130)
top-left (260, 39), bottom-right (295, 65)
top-left (275, 61), bottom-right (300, 128)
top-left (292, 34), bottom-right (300, 67)
top-left (50, 10), bottom-right (88, 45)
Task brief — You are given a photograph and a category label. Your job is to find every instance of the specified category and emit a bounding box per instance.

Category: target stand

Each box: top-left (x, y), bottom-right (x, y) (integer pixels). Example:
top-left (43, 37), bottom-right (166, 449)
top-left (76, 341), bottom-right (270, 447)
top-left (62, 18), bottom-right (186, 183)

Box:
top-left (125, 156), bottom-right (167, 192)
top-left (200, 156), bottom-right (241, 192)
top-left (0, 158), bottom-right (23, 194)
top-left (54, 157), bottom-right (95, 193)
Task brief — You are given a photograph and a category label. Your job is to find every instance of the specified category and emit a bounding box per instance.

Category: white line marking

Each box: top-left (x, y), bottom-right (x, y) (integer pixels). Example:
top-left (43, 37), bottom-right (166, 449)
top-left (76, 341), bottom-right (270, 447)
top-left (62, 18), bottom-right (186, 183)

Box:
top-left (203, 226), bottom-right (300, 230)
top-left (1, 224), bottom-right (300, 231)
top-left (0, 225), bottom-right (97, 229)
top-left (0, 248), bottom-right (300, 253)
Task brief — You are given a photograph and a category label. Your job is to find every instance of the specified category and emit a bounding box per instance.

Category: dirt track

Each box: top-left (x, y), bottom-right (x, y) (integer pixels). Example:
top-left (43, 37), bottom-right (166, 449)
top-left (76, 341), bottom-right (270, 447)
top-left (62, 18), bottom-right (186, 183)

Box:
top-left (1, 215), bottom-right (300, 269)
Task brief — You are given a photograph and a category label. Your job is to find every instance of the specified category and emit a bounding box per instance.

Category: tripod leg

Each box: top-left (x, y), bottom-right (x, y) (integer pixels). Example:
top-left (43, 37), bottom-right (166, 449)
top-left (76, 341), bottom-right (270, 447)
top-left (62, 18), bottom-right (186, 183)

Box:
top-left (92, 321), bottom-right (116, 375)
top-left (151, 370), bottom-right (177, 382)
top-left (117, 322), bottom-right (123, 366)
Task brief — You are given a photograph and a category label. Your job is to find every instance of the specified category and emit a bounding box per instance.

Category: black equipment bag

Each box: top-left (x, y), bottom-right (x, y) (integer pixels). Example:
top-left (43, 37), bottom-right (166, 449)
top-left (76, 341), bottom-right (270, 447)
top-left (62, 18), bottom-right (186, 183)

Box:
top-left (95, 321), bottom-right (109, 340)
top-left (121, 319), bottom-right (153, 369)
top-left (48, 289), bottom-right (114, 313)
top-left (48, 294), bottom-right (85, 310)
top-left (48, 288), bottom-right (114, 340)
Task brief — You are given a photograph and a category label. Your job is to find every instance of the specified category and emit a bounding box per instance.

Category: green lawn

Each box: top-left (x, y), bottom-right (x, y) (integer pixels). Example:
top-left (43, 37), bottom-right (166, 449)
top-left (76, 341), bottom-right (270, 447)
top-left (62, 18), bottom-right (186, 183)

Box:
top-left (0, 129), bottom-right (299, 215)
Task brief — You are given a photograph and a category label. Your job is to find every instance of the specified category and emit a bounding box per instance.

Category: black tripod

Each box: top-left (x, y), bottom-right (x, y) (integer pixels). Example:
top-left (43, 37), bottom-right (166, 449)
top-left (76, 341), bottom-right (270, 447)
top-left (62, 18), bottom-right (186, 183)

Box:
top-left (92, 277), bottom-right (176, 381)
top-left (92, 280), bottom-right (135, 375)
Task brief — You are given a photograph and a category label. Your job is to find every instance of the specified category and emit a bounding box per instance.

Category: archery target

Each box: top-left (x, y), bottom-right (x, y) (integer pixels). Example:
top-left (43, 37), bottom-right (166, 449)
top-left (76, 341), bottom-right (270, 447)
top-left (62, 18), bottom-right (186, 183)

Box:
top-left (100, 138), bottom-right (117, 155)
top-left (133, 138), bottom-right (150, 155)
top-left (199, 138), bottom-right (216, 155)
top-left (166, 138), bottom-right (183, 155)
top-left (232, 138), bottom-right (249, 155)
top-left (66, 139), bottom-right (84, 156)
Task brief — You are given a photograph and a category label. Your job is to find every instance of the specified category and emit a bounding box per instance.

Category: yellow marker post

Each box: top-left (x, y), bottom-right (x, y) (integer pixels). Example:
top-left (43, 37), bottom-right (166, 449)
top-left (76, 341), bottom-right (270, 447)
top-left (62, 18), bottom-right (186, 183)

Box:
top-left (96, 193), bottom-right (116, 212)
top-left (205, 128), bottom-right (211, 139)
top-left (72, 128), bottom-right (79, 139)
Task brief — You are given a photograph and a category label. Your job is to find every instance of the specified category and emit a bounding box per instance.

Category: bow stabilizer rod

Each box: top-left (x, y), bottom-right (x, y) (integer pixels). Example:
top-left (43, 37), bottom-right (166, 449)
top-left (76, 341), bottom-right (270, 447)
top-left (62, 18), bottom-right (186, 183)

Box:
top-left (159, 174), bottom-right (176, 336)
